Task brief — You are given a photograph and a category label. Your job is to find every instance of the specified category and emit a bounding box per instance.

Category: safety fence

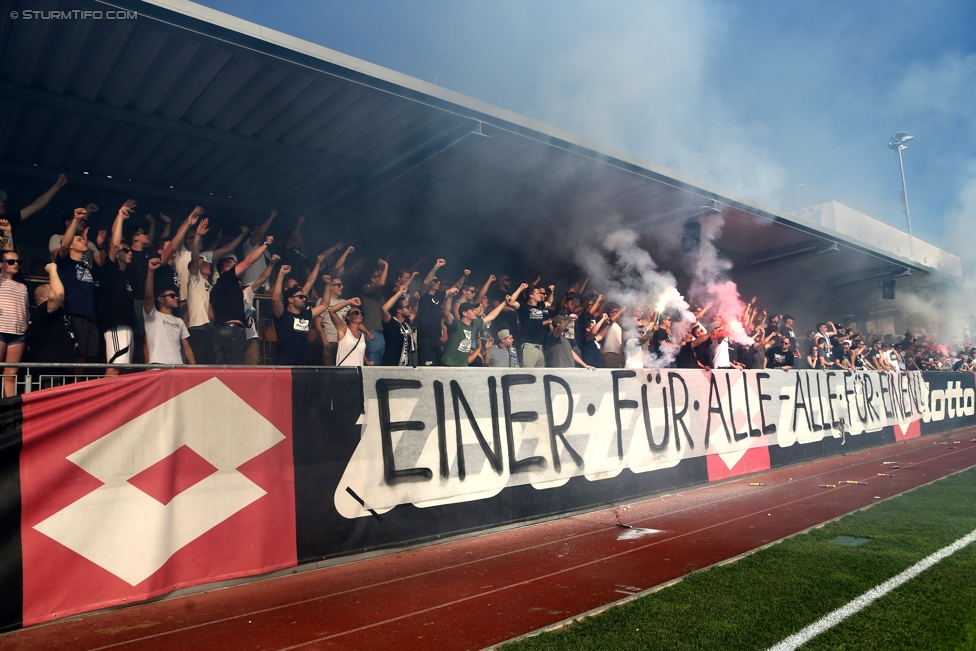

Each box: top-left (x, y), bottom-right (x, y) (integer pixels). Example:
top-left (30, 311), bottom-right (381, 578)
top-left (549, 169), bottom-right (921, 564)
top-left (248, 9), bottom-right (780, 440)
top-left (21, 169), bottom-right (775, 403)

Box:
top-left (0, 367), bottom-right (973, 631)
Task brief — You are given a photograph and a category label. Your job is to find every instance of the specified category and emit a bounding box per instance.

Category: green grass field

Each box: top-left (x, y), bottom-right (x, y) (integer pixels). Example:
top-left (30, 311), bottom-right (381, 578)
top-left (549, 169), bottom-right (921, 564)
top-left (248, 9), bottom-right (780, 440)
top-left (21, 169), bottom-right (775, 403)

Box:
top-left (500, 467), bottom-right (976, 651)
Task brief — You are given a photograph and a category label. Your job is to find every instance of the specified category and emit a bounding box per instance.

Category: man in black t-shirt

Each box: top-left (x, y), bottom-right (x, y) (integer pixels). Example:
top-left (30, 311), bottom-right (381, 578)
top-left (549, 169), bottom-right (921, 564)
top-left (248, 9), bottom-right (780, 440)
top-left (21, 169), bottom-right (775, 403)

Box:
top-left (779, 314), bottom-right (799, 360)
top-left (210, 235), bottom-right (273, 364)
top-left (380, 284), bottom-right (417, 366)
top-left (415, 271), bottom-right (446, 366)
top-left (271, 264), bottom-right (331, 365)
top-left (25, 263), bottom-right (74, 365)
top-left (509, 283), bottom-right (553, 368)
top-left (766, 337), bottom-right (794, 369)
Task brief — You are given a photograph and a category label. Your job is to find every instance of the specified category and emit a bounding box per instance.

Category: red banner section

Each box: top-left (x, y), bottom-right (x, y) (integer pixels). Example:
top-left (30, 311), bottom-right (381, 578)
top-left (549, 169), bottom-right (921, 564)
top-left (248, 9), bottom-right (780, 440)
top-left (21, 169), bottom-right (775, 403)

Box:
top-left (19, 369), bottom-right (296, 626)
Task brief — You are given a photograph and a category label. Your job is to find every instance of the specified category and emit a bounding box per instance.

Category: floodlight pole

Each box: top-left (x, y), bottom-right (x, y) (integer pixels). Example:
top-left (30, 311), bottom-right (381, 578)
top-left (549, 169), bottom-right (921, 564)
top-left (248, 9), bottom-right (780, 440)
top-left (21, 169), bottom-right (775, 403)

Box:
top-left (889, 134), bottom-right (914, 259)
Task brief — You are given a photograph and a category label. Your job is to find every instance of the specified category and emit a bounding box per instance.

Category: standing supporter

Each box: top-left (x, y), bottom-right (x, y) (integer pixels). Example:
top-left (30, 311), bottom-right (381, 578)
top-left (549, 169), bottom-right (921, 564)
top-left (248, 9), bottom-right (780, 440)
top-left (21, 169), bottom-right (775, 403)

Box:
top-left (243, 254), bottom-right (279, 365)
top-left (360, 258), bottom-right (389, 365)
top-left (380, 284), bottom-right (417, 367)
top-left (240, 209), bottom-right (278, 288)
top-left (123, 219), bottom-right (153, 363)
top-left (186, 218), bottom-right (215, 364)
top-left (675, 331), bottom-right (703, 369)
top-left (281, 215), bottom-right (310, 278)
top-left (648, 314), bottom-right (672, 360)
top-left (210, 235), bottom-right (273, 364)
top-left (271, 264), bottom-right (331, 365)
top-left (0, 174), bottom-right (67, 228)
top-left (546, 315), bottom-right (594, 369)
top-left (600, 305), bottom-right (626, 369)
top-left (440, 287), bottom-right (510, 368)
top-left (25, 263), bottom-right (74, 365)
top-left (330, 296), bottom-right (368, 367)
top-left (779, 314), bottom-right (799, 362)
top-left (488, 274), bottom-right (518, 339)
top-left (48, 206), bottom-right (102, 262)
top-left (577, 313), bottom-right (606, 369)
top-left (175, 223), bottom-right (247, 302)
top-left (315, 274), bottom-right (347, 366)
top-left (144, 259), bottom-right (195, 365)
top-left (98, 201), bottom-right (138, 373)
top-left (416, 258), bottom-right (448, 366)
top-left (152, 207), bottom-right (203, 305)
top-left (486, 329), bottom-right (519, 368)
top-left (507, 283), bottom-right (553, 369)
top-left (0, 228), bottom-right (29, 396)
top-left (55, 207), bottom-right (100, 364)
top-left (766, 336), bottom-right (794, 370)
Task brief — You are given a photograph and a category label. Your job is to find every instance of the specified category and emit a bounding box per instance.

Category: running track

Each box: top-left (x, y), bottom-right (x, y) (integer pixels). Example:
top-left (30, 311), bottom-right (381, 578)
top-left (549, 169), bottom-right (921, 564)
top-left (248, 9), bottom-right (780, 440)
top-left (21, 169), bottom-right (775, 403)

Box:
top-left (3, 428), bottom-right (975, 651)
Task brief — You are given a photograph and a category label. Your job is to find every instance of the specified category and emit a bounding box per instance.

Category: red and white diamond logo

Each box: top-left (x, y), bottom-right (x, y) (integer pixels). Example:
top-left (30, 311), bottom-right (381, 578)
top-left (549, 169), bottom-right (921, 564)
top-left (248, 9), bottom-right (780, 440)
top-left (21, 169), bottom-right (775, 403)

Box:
top-left (20, 370), bottom-right (296, 625)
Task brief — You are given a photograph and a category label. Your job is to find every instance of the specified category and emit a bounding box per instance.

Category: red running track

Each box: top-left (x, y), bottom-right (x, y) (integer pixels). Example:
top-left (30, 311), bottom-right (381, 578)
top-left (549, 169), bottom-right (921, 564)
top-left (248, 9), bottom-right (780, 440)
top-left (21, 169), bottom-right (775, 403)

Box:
top-left (3, 428), bottom-right (976, 651)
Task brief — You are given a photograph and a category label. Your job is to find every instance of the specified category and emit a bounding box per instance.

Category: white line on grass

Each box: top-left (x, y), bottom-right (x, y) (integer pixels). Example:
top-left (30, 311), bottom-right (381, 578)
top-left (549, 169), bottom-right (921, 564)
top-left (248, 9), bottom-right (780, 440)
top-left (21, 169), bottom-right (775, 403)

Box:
top-left (767, 526), bottom-right (976, 651)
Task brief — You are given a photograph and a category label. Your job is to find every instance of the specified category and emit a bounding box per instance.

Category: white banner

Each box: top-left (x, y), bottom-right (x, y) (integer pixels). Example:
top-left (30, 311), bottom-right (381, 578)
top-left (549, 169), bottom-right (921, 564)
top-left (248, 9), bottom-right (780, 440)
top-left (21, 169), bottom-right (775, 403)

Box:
top-left (335, 369), bottom-right (935, 519)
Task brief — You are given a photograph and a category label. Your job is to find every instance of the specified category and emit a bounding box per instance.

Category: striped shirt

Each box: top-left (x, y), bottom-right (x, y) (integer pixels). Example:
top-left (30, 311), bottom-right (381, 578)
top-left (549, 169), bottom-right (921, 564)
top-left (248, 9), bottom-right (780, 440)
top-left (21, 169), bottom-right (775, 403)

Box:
top-left (0, 278), bottom-right (29, 335)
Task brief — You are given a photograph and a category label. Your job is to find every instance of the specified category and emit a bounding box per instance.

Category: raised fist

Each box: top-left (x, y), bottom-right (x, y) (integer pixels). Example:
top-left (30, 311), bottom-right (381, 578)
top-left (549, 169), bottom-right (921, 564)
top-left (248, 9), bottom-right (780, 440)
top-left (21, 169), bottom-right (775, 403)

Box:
top-left (56, 174), bottom-right (68, 187)
top-left (488, 274), bottom-right (496, 282)
top-left (264, 235), bottom-right (274, 246)
top-left (345, 245), bottom-right (355, 253)
top-left (270, 209), bottom-right (278, 219)
top-left (463, 269), bottom-right (471, 276)
top-left (270, 254), bottom-right (281, 263)
top-left (279, 264), bottom-right (292, 275)
top-left (159, 212), bottom-right (171, 223)
top-left (240, 225), bottom-right (249, 236)
top-left (436, 258), bottom-right (446, 266)
top-left (349, 297), bottom-right (362, 306)
top-left (148, 258), bottom-right (162, 271)
top-left (297, 215), bottom-right (306, 225)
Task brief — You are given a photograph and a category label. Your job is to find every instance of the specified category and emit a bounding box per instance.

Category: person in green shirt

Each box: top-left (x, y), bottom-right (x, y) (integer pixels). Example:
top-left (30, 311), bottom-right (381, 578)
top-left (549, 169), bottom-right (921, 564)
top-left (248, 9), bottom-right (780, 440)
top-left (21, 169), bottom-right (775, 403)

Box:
top-left (441, 286), bottom-right (512, 367)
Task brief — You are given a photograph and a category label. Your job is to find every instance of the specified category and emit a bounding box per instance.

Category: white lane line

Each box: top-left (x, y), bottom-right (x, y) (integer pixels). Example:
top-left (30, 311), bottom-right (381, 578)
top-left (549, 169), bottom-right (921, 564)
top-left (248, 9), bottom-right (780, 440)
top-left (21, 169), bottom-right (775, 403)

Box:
top-left (767, 526), bottom-right (976, 651)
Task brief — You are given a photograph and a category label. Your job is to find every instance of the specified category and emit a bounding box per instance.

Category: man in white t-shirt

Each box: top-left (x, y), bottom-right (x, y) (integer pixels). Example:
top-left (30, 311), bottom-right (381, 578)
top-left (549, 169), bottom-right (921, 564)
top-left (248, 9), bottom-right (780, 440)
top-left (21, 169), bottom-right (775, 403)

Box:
top-left (145, 258), bottom-right (195, 365)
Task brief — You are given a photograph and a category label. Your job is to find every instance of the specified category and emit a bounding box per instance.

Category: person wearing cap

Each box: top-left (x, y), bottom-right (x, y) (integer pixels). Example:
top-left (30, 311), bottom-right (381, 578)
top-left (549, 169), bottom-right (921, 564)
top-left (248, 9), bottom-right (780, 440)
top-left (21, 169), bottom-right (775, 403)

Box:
top-left (440, 287), bottom-right (510, 367)
top-left (380, 283), bottom-right (417, 366)
top-left (144, 258), bottom-right (195, 365)
top-left (0, 173), bottom-right (67, 229)
top-left (272, 264), bottom-right (331, 365)
top-left (546, 314), bottom-right (594, 369)
top-left (486, 328), bottom-right (519, 368)
top-left (209, 234), bottom-right (273, 364)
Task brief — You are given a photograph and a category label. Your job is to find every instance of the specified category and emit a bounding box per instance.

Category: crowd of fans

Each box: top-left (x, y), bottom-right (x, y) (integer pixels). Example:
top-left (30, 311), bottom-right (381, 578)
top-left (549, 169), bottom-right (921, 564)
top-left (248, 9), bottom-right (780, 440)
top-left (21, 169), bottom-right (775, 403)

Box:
top-left (0, 178), bottom-right (971, 395)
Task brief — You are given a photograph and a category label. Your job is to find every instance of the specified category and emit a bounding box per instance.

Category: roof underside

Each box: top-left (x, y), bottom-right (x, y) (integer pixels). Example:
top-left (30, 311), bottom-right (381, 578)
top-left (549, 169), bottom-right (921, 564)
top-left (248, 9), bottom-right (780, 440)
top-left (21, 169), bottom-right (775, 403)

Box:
top-left (0, 0), bottom-right (942, 316)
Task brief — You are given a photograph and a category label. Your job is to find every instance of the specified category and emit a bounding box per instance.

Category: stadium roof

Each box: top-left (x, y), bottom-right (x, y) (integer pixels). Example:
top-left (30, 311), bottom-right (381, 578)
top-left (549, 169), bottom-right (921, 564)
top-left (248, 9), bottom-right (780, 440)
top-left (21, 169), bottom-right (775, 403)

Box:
top-left (0, 0), bottom-right (960, 308)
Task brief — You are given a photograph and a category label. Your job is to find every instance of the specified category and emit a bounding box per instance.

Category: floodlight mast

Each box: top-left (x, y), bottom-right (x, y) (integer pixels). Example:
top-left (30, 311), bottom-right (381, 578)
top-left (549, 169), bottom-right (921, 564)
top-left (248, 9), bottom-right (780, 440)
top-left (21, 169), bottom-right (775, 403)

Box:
top-left (888, 132), bottom-right (914, 259)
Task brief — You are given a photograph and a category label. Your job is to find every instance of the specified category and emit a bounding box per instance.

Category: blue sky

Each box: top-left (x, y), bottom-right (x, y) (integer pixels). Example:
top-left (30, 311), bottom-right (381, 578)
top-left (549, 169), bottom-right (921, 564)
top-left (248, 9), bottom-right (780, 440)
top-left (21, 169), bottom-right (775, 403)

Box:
top-left (197, 0), bottom-right (976, 257)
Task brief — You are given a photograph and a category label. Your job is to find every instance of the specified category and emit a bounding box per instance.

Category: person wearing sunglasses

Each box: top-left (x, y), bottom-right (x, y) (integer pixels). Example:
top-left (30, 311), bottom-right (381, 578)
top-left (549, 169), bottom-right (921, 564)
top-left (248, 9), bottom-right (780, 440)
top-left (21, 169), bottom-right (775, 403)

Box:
top-left (271, 264), bottom-right (332, 365)
top-left (144, 258), bottom-right (195, 365)
top-left (316, 274), bottom-right (347, 366)
top-left (97, 200), bottom-right (139, 374)
top-left (329, 296), bottom-right (369, 366)
top-left (0, 221), bottom-right (29, 396)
